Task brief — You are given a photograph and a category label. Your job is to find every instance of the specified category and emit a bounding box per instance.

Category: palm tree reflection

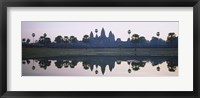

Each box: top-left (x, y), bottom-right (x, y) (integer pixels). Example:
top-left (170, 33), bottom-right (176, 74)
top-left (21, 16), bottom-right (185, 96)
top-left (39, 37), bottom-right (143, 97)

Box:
top-left (22, 60), bottom-right (26, 64)
top-left (23, 56), bottom-right (178, 74)
top-left (157, 66), bottom-right (160, 71)
top-left (83, 62), bottom-right (90, 70)
top-left (131, 60), bottom-right (146, 71)
top-left (38, 59), bottom-right (51, 70)
top-left (63, 60), bottom-right (70, 68)
top-left (127, 60), bottom-right (131, 73)
top-left (167, 60), bottom-right (177, 72)
top-left (55, 60), bottom-right (64, 68)
top-left (32, 66), bottom-right (35, 70)
top-left (70, 60), bottom-right (78, 68)
top-left (95, 65), bottom-right (98, 74)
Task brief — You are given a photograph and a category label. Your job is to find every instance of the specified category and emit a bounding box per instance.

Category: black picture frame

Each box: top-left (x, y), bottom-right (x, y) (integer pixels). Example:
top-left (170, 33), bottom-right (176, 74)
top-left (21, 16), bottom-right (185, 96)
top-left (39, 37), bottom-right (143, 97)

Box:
top-left (0, 0), bottom-right (199, 98)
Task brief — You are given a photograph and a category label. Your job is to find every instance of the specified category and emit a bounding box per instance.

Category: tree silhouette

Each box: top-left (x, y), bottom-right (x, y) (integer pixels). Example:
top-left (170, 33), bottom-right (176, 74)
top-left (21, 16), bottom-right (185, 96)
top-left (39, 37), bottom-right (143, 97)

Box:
top-left (55, 35), bottom-right (63, 43)
top-left (64, 36), bottom-right (69, 43)
top-left (82, 35), bottom-right (90, 43)
top-left (38, 34), bottom-right (51, 45)
top-left (167, 32), bottom-right (176, 42)
top-left (82, 35), bottom-right (90, 49)
top-left (156, 32), bottom-right (160, 38)
top-left (70, 36), bottom-right (77, 43)
top-left (43, 33), bottom-right (47, 38)
top-left (44, 38), bottom-right (51, 45)
top-left (132, 34), bottom-right (140, 41)
top-left (167, 32), bottom-right (177, 47)
top-left (22, 38), bottom-right (26, 43)
top-left (26, 38), bottom-right (30, 44)
top-left (131, 34), bottom-right (140, 52)
top-left (138, 36), bottom-right (146, 43)
top-left (39, 36), bottom-right (44, 44)
top-left (156, 32), bottom-right (160, 46)
top-left (22, 28), bottom-right (178, 48)
top-left (95, 29), bottom-right (98, 36)
top-left (128, 30), bottom-right (131, 39)
top-left (32, 33), bottom-right (35, 43)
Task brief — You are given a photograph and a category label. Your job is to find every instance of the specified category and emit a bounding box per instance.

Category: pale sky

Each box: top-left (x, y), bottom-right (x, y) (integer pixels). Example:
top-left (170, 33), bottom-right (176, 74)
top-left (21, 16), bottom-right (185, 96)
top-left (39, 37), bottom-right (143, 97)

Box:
top-left (22, 21), bottom-right (178, 43)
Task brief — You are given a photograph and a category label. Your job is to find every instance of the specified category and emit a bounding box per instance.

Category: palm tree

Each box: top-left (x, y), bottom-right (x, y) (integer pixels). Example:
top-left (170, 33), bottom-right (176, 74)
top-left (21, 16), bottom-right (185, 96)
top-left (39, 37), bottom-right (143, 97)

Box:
top-left (167, 32), bottom-right (176, 47)
top-left (32, 33), bottom-right (35, 43)
top-left (156, 32), bottom-right (160, 47)
top-left (82, 35), bottom-right (90, 43)
top-left (54, 35), bottom-right (63, 43)
top-left (128, 30), bottom-right (131, 39)
top-left (95, 29), bottom-right (98, 36)
top-left (82, 35), bottom-right (90, 49)
top-left (131, 34), bottom-right (140, 53)
top-left (156, 32), bottom-right (160, 38)
top-left (132, 34), bottom-right (139, 41)
top-left (167, 32), bottom-right (176, 41)
top-left (43, 33), bottom-right (47, 38)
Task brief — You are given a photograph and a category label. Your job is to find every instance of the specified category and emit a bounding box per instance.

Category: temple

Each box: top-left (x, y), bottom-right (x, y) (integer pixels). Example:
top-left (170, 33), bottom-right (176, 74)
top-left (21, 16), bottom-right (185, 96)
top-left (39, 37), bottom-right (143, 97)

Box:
top-left (22, 28), bottom-right (178, 48)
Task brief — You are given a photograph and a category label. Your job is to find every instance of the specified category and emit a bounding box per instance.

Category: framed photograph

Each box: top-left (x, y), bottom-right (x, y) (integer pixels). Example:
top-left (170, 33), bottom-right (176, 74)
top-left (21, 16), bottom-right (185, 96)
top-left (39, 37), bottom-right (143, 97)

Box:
top-left (0, 0), bottom-right (199, 98)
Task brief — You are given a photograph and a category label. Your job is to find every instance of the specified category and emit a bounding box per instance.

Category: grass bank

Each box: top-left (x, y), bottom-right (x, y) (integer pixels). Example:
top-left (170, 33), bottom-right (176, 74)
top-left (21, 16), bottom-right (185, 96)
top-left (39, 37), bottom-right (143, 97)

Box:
top-left (22, 48), bottom-right (178, 58)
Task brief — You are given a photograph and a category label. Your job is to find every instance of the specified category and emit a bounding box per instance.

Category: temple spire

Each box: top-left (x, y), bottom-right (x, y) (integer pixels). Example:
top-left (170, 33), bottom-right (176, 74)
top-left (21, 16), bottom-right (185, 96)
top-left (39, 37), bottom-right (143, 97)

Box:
top-left (100, 28), bottom-right (106, 38)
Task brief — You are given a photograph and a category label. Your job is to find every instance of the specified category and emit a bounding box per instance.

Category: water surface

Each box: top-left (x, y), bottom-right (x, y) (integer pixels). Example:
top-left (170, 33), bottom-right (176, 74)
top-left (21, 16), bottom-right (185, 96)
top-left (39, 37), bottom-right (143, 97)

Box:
top-left (22, 56), bottom-right (178, 76)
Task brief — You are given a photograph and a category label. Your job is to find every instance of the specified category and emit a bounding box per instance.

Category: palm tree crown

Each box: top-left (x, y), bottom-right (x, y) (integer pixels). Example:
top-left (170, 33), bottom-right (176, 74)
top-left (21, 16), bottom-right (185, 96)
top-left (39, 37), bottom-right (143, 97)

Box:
top-left (43, 33), bottom-right (47, 38)
top-left (32, 33), bottom-right (35, 43)
top-left (128, 30), bottom-right (131, 39)
top-left (156, 32), bottom-right (160, 38)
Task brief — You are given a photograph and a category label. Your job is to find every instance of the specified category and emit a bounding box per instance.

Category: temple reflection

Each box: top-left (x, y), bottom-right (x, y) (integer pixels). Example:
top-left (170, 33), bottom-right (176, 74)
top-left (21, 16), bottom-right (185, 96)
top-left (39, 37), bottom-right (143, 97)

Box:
top-left (22, 56), bottom-right (178, 75)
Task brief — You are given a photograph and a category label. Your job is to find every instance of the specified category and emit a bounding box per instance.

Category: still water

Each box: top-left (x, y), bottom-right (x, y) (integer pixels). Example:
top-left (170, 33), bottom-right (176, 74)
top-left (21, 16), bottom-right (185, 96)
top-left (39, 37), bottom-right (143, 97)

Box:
top-left (22, 56), bottom-right (178, 76)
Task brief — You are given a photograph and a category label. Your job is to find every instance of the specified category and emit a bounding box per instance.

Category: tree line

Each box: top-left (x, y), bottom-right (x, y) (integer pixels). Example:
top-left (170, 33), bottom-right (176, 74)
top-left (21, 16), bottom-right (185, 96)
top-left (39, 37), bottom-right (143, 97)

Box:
top-left (22, 29), bottom-right (178, 48)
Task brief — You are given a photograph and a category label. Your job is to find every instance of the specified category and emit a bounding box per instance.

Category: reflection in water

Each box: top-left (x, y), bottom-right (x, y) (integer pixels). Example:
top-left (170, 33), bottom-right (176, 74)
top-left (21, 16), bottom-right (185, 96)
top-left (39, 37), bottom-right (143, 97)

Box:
top-left (22, 56), bottom-right (178, 76)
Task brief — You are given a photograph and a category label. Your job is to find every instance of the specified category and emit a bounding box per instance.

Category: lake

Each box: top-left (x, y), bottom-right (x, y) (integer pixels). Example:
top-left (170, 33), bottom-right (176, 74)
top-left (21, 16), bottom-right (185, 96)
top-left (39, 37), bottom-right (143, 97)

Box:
top-left (22, 56), bottom-right (178, 76)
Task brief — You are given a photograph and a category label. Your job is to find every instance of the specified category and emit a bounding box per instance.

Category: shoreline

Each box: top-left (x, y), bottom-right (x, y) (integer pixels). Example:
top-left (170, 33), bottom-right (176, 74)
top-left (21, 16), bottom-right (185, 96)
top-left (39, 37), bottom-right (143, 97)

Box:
top-left (22, 47), bottom-right (178, 59)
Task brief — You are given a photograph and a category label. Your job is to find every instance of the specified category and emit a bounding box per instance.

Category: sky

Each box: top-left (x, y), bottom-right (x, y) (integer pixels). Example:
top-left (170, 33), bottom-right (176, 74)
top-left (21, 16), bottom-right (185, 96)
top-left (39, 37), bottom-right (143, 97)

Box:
top-left (21, 21), bottom-right (178, 43)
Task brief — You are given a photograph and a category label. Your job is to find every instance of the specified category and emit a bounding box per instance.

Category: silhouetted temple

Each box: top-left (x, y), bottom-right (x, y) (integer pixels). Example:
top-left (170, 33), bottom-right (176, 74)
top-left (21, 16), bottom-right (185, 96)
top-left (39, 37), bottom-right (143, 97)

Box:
top-left (88, 28), bottom-right (117, 48)
top-left (22, 28), bottom-right (178, 48)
